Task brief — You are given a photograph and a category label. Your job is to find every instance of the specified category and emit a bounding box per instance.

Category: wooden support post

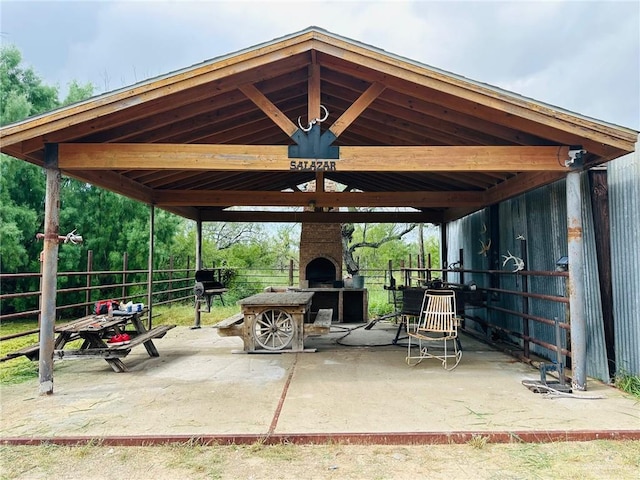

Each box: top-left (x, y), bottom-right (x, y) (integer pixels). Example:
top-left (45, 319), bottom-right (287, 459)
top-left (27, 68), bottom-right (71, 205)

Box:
top-left (39, 144), bottom-right (60, 395)
top-left (588, 169), bottom-right (615, 378)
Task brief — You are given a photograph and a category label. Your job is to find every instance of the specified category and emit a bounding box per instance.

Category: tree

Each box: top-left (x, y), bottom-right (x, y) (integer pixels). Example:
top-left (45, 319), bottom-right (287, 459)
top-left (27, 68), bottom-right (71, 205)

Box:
top-left (61, 80), bottom-right (94, 106)
top-left (0, 45), bottom-right (179, 277)
top-left (0, 46), bottom-right (57, 273)
top-left (341, 222), bottom-right (419, 275)
top-left (0, 45), bottom-right (59, 125)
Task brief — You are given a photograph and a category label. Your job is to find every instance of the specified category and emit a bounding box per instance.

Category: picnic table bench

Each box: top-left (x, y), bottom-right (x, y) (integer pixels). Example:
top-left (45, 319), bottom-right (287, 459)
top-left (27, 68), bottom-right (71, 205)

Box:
top-left (215, 292), bottom-right (332, 352)
top-left (2, 311), bottom-right (175, 373)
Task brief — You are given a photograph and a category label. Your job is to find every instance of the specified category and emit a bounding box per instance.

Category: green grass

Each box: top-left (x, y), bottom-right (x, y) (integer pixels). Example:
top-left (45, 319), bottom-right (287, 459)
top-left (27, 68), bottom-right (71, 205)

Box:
top-left (0, 320), bottom-right (41, 385)
top-left (153, 302), bottom-right (239, 327)
top-left (614, 370), bottom-right (640, 399)
top-left (0, 302), bottom-right (241, 385)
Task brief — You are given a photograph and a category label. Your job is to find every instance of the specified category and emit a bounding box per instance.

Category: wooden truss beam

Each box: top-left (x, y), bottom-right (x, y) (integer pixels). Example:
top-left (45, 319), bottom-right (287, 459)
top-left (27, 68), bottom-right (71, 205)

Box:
top-left (152, 190), bottom-right (485, 208)
top-left (197, 209), bottom-right (444, 224)
top-left (58, 144), bottom-right (572, 172)
top-left (328, 82), bottom-right (386, 138)
top-left (238, 84), bottom-right (298, 138)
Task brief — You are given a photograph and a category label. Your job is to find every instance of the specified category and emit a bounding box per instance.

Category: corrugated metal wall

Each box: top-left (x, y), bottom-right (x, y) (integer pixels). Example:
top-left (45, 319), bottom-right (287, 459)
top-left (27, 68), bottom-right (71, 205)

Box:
top-left (446, 169), bottom-right (623, 381)
top-left (608, 143), bottom-right (640, 376)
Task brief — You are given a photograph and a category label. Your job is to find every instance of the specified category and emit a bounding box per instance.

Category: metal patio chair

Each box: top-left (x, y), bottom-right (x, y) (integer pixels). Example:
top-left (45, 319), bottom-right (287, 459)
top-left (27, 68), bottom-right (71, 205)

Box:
top-left (405, 289), bottom-right (462, 370)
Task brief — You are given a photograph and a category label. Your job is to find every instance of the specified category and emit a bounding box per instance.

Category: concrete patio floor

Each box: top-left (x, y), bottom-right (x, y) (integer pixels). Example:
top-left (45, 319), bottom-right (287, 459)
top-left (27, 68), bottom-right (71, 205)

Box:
top-left (1, 322), bottom-right (638, 444)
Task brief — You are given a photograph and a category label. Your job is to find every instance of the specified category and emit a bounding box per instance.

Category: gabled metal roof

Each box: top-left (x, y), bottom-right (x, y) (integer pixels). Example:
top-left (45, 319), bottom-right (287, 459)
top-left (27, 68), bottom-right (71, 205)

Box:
top-left (1, 27), bottom-right (637, 223)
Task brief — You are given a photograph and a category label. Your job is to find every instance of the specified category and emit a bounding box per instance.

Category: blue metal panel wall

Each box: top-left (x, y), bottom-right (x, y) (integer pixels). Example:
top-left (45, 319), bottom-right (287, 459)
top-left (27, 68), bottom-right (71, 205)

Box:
top-left (609, 145), bottom-right (640, 376)
top-left (446, 173), bottom-right (613, 380)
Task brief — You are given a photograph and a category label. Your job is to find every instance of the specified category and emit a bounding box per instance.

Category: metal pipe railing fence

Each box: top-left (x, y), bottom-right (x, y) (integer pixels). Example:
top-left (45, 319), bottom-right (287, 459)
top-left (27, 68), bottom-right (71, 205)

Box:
top-left (389, 252), bottom-right (570, 365)
top-left (2, 248), bottom-right (567, 367)
top-left (0, 251), bottom-right (196, 323)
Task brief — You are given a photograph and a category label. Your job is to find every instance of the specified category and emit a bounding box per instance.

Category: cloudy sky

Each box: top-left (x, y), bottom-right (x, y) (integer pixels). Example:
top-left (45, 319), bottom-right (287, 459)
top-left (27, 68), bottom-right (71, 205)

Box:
top-left (1, 0), bottom-right (639, 130)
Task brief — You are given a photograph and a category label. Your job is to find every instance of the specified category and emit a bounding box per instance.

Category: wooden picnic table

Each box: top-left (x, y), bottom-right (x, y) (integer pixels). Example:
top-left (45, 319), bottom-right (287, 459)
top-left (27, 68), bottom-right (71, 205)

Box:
top-left (216, 291), bottom-right (332, 353)
top-left (6, 311), bottom-right (175, 372)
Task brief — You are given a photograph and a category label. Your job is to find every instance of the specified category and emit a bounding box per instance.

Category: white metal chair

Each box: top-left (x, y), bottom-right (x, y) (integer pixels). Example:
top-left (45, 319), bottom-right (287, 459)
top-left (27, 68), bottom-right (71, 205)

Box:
top-left (405, 289), bottom-right (462, 370)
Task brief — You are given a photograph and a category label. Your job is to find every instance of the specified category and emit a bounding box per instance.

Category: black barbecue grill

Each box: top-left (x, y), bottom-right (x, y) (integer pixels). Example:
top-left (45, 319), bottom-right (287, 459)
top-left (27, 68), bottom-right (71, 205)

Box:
top-left (194, 269), bottom-right (227, 312)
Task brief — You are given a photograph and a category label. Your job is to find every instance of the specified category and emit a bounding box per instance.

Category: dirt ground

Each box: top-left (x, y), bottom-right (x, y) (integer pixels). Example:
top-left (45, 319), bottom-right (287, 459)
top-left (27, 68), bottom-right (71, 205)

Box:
top-left (1, 440), bottom-right (639, 480)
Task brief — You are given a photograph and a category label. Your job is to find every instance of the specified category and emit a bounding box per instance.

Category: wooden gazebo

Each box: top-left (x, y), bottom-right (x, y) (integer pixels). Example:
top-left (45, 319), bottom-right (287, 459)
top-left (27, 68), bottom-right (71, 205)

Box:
top-left (1, 27), bottom-right (636, 393)
top-left (2, 27), bottom-right (636, 223)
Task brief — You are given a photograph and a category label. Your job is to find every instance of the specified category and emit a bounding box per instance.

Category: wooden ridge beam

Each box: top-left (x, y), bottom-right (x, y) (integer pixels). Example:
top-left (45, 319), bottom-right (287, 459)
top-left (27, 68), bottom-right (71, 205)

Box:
top-left (152, 190), bottom-right (485, 208)
top-left (58, 144), bottom-right (572, 172)
top-left (308, 59), bottom-right (321, 121)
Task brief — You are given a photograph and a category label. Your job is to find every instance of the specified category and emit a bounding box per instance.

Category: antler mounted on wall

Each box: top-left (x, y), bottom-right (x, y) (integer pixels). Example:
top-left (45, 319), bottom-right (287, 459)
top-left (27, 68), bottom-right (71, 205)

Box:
top-left (297, 105), bottom-right (329, 132)
top-left (502, 250), bottom-right (525, 272)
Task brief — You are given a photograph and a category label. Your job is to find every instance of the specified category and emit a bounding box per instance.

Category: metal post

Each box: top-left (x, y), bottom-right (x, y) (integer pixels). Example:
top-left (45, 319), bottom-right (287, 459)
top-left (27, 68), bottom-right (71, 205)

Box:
top-left (147, 205), bottom-right (155, 330)
top-left (567, 171), bottom-right (587, 390)
top-left (168, 255), bottom-right (174, 305)
top-left (520, 238), bottom-right (530, 360)
top-left (121, 252), bottom-right (128, 302)
top-left (37, 253), bottom-right (44, 335)
top-left (289, 259), bottom-right (294, 286)
top-left (193, 219), bottom-right (203, 328)
top-left (440, 223), bottom-right (448, 284)
top-left (39, 144), bottom-right (60, 395)
top-left (85, 250), bottom-right (93, 316)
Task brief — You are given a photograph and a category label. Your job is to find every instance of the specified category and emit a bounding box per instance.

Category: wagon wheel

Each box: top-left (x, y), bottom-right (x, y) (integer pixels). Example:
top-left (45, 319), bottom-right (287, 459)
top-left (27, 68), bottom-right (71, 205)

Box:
top-left (252, 309), bottom-right (296, 351)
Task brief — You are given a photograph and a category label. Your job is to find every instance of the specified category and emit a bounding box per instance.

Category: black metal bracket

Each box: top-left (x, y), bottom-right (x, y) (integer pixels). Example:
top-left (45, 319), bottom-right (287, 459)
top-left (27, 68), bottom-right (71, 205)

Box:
top-left (567, 145), bottom-right (585, 169)
top-left (288, 124), bottom-right (339, 159)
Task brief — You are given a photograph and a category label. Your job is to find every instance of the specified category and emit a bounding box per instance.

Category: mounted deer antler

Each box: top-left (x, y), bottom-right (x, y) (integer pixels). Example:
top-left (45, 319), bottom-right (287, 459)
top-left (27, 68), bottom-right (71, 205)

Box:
top-left (297, 105), bottom-right (329, 132)
top-left (478, 238), bottom-right (491, 256)
top-left (502, 250), bottom-right (525, 272)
